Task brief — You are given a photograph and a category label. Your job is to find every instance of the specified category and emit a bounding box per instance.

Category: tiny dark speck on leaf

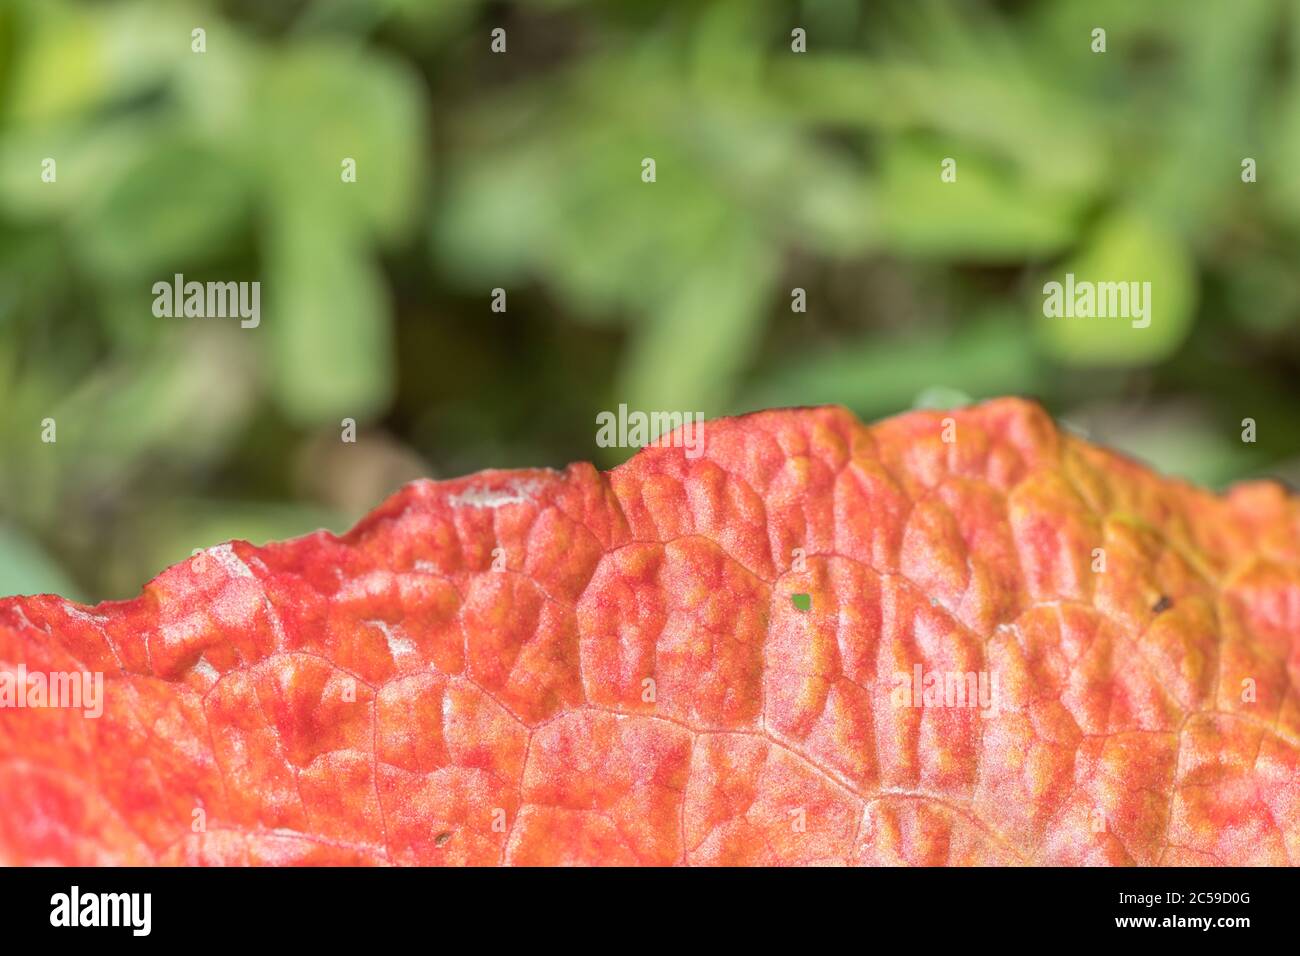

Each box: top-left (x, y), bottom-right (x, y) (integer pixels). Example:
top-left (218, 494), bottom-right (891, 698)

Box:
top-left (1152, 595), bottom-right (1173, 614)
top-left (435, 831), bottom-right (453, 846)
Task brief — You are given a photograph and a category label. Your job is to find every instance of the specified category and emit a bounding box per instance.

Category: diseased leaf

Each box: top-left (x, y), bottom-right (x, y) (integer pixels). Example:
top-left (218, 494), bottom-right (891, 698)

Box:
top-left (0, 400), bottom-right (1297, 865)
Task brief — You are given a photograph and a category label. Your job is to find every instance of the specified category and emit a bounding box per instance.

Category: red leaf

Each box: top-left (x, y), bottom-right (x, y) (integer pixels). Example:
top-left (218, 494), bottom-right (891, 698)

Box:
top-left (2, 400), bottom-right (1297, 865)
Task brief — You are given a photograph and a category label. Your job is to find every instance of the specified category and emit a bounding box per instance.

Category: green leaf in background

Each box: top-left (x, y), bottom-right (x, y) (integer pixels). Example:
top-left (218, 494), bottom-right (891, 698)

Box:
top-left (0, 0), bottom-right (205, 224)
top-left (387, 0), bottom-right (480, 37)
top-left (530, 124), bottom-right (741, 323)
top-left (252, 42), bottom-right (426, 243)
top-left (73, 138), bottom-right (249, 277)
top-left (436, 112), bottom-right (745, 324)
top-left (1124, 0), bottom-right (1273, 237)
top-left (0, 120), bottom-right (145, 221)
top-left (766, 57), bottom-right (896, 127)
top-left (618, 228), bottom-right (775, 430)
top-left (31, 329), bottom-right (258, 510)
top-left (874, 6), bottom-right (1107, 194)
top-left (432, 31), bottom-right (879, 321)
top-left (686, 109), bottom-right (878, 256)
top-left (265, 213), bottom-right (394, 424)
top-left (1035, 211), bottom-right (1196, 366)
top-left (743, 313), bottom-right (1041, 419)
top-left (0, 524), bottom-right (81, 600)
top-left (432, 141), bottom-right (563, 291)
top-left (5, 0), bottom-right (104, 124)
top-left (877, 135), bottom-right (1085, 260)
top-left (5, 0), bottom-right (194, 123)
top-left (1270, 9), bottom-right (1300, 221)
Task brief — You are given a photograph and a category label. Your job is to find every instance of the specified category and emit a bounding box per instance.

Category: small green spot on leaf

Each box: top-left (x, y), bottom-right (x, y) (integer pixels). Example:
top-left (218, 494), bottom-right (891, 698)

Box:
top-left (791, 593), bottom-right (811, 611)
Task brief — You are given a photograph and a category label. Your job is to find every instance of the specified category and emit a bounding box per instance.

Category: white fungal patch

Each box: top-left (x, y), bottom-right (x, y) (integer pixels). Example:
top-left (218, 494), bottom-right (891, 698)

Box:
top-left (192, 657), bottom-right (220, 683)
top-left (62, 605), bottom-right (109, 626)
top-left (159, 612), bottom-right (207, 651)
top-left (448, 477), bottom-right (545, 509)
top-left (367, 620), bottom-right (414, 661)
top-left (9, 605), bottom-right (45, 634)
top-left (207, 543), bottom-right (255, 580)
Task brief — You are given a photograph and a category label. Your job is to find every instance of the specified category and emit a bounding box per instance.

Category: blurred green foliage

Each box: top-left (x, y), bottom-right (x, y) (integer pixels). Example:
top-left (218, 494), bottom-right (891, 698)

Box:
top-left (2, 0), bottom-right (1299, 601)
